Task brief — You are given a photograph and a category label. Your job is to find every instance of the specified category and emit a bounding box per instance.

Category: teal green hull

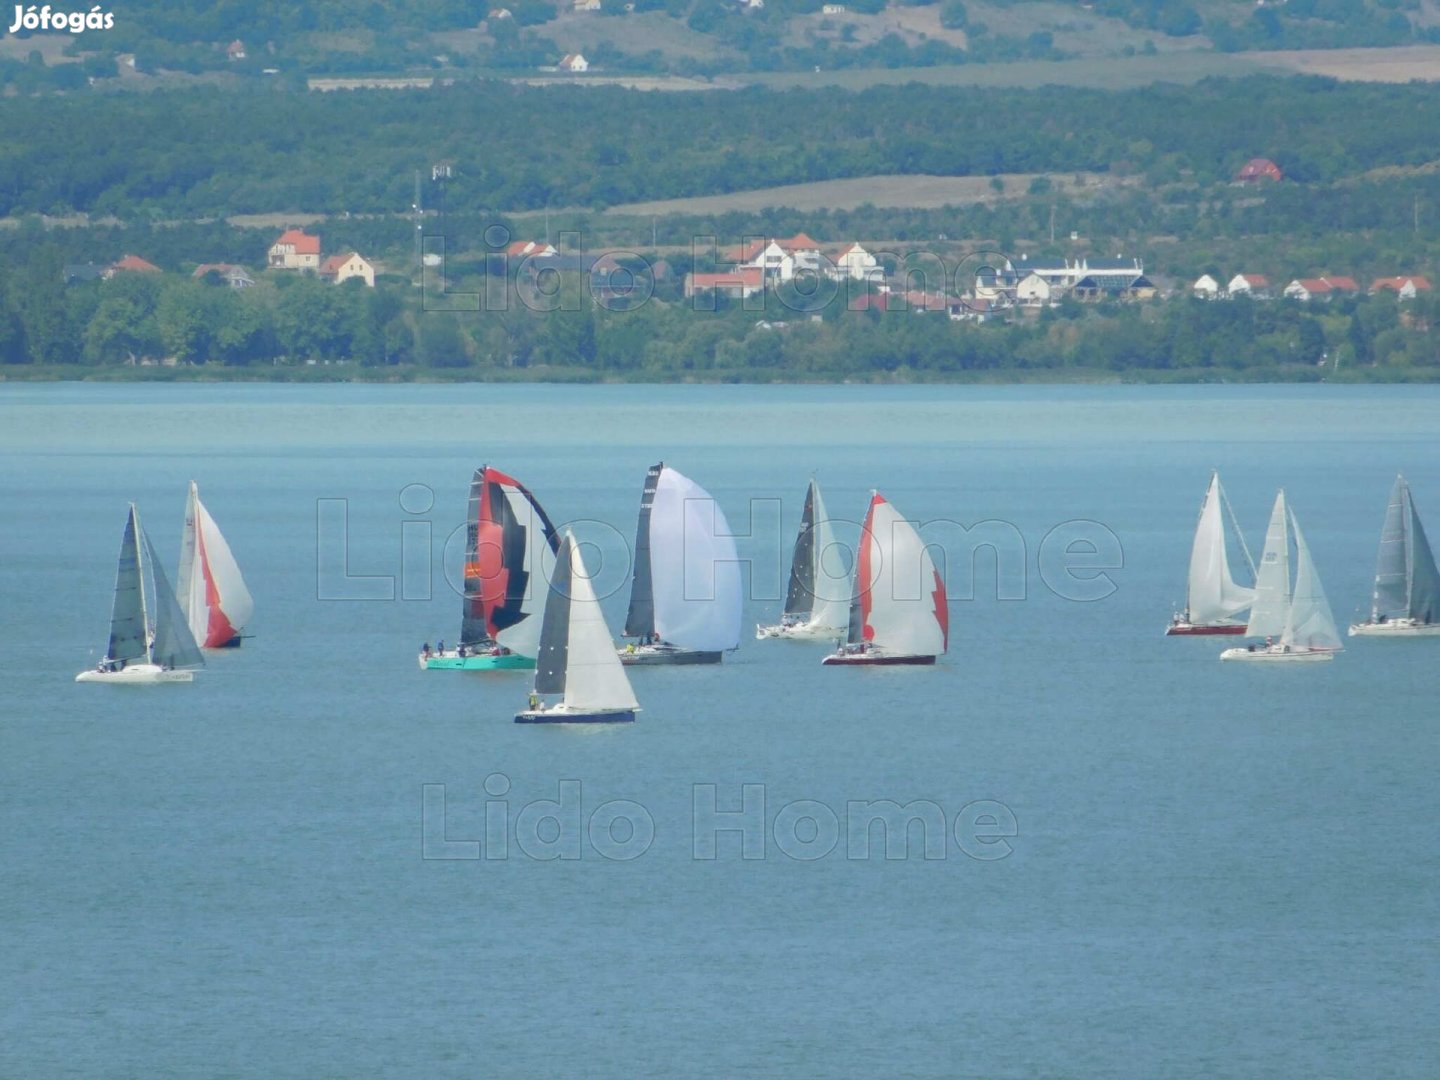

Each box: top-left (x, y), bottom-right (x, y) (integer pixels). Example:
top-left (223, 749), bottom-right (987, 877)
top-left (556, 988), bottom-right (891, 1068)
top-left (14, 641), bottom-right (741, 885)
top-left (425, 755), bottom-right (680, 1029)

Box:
top-left (422, 654), bottom-right (534, 671)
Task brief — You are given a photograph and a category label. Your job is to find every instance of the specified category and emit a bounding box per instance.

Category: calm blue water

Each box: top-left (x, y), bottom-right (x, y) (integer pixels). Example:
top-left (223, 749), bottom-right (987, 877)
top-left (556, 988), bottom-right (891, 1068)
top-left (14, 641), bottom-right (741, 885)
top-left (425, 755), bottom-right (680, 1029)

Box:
top-left (2, 383), bottom-right (1437, 1078)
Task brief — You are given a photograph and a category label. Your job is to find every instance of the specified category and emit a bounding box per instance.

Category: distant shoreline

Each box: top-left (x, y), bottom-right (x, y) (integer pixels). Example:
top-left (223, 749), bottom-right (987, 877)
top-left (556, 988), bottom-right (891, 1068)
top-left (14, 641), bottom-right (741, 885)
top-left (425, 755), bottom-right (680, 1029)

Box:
top-left (1, 365), bottom-right (1436, 386)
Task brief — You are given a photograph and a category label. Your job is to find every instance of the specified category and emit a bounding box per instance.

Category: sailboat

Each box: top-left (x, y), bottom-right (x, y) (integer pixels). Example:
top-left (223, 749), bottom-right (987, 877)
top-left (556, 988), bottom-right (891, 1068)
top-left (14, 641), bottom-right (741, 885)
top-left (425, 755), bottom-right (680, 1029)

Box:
top-left (1166, 471), bottom-right (1256, 635)
top-left (757, 478), bottom-right (850, 641)
top-left (177, 481), bottom-right (253, 648)
top-left (822, 491), bottom-right (948, 666)
top-left (421, 465), bottom-right (559, 670)
top-left (619, 462), bottom-right (741, 665)
top-left (77, 504), bottom-right (205, 683)
top-left (1220, 490), bottom-right (1342, 662)
top-left (1350, 474), bottom-right (1440, 636)
top-left (517, 529), bottom-right (640, 724)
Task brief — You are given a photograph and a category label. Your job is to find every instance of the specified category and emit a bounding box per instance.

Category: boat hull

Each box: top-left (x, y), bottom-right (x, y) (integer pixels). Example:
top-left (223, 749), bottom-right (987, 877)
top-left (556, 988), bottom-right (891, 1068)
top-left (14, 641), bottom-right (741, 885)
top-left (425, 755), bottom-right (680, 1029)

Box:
top-left (1219, 646), bottom-right (1336, 663)
top-left (618, 645), bottom-right (722, 666)
top-left (756, 621), bottom-right (844, 641)
top-left (821, 652), bottom-right (937, 666)
top-left (76, 664), bottom-right (195, 684)
top-left (420, 651), bottom-right (534, 671)
top-left (1165, 622), bottom-right (1248, 636)
top-left (515, 707), bottom-right (636, 724)
top-left (1348, 620), bottom-right (1440, 637)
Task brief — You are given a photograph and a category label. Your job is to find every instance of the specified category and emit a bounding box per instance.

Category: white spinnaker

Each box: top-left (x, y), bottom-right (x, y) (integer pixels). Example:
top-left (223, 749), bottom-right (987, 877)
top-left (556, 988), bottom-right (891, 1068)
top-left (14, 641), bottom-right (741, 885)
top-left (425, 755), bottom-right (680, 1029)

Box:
top-left (650, 467), bottom-right (742, 651)
top-left (1282, 512), bottom-right (1342, 652)
top-left (1187, 473), bottom-right (1254, 624)
top-left (1245, 491), bottom-right (1291, 639)
top-left (195, 491), bottom-right (253, 634)
top-left (180, 482), bottom-right (252, 644)
top-left (562, 534), bottom-right (638, 711)
top-left (492, 480), bottom-right (556, 657)
top-left (808, 481), bottom-right (851, 631)
top-left (864, 497), bottom-right (946, 656)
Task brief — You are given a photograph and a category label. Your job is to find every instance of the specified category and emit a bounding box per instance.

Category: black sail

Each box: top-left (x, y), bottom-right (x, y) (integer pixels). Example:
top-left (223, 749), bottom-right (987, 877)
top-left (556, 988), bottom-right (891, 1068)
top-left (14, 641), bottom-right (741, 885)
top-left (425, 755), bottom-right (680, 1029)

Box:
top-left (622, 463), bottom-right (662, 638)
top-left (534, 534), bottom-right (574, 696)
top-left (783, 481), bottom-right (818, 618)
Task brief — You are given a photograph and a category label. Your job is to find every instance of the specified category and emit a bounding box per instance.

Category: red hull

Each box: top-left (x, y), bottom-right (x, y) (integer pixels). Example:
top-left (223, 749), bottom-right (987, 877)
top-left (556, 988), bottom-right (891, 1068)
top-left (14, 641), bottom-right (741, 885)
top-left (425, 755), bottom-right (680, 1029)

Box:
top-left (822, 654), bottom-right (937, 666)
top-left (1166, 624), bottom-right (1248, 636)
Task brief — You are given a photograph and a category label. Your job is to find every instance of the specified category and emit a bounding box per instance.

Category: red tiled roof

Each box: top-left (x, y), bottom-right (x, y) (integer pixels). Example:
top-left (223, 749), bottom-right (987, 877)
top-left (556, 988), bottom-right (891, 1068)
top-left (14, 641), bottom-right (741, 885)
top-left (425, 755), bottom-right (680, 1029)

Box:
top-left (1295, 278), bottom-right (1331, 294)
top-left (1234, 273), bottom-right (1269, 287)
top-left (1323, 275), bottom-right (1358, 292)
top-left (273, 229), bottom-right (320, 255)
top-left (688, 268), bottom-right (763, 289)
top-left (192, 262), bottom-right (243, 278)
top-left (506, 240), bottom-right (555, 257)
top-left (1371, 275), bottom-right (1433, 293)
top-left (111, 254), bottom-right (161, 273)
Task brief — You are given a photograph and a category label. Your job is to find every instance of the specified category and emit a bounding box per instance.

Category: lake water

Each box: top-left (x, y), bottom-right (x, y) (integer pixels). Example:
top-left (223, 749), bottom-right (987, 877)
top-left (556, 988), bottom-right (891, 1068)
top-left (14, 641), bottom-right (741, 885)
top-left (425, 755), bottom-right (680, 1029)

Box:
top-left (2, 383), bottom-right (1437, 1078)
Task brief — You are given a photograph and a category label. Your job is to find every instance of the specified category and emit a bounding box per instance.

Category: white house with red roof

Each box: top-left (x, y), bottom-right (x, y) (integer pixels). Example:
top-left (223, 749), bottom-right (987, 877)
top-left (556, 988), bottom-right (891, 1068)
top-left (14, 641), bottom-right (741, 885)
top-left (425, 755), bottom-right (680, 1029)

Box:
top-left (506, 240), bottom-right (558, 259)
top-left (1284, 276), bottom-right (1359, 302)
top-left (1226, 273), bottom-right (1271, 299)
top-left (684, 267), bottom-right (764, 299)
top-left (319, 252), bottom-right (376, 287)
top-left (831, 241), bottom-right (881, 283)
top-left (558, 53), bottom-right (589, 72)
top-left (268, 229), bottom-right (321, 271)
top-left (730, 233), bottom-right (824, 282)
top-left (1370, 276), bottom-right (1432, 300)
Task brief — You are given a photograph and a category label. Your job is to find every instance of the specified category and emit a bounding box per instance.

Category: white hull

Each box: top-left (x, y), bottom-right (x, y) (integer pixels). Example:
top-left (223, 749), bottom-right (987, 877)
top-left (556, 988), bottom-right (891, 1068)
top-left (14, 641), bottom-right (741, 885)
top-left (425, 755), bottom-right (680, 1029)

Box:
top-left (1349, 619), bottom-right (1440, 636)
top-left (755, 621), bottom-right (843, 641)
top-left (1219, 646), bottom-right (1335, 663)
top-left (76, 664), bottom-right (194, 683)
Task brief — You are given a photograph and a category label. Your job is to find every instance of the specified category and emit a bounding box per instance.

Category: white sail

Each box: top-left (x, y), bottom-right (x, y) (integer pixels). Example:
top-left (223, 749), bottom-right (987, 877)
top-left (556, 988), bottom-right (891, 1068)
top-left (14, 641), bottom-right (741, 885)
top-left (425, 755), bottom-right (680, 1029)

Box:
top-left (859, 495), bottom-right (948, 656)
top-left (1245, 490), bottom-right (1291, 639)
top-left (807, 482), bottom-right (850, 631)
top-left (178, 482), bottom-right (253, 648)
top-left (1186, 472), bottom-right (1255, 624)
top-left (561, 533), bottom-right (639, 711)
top-left (1282, 512), bottom-right (1342, 652)
top-left (649, 466), bottom-right (742, 651)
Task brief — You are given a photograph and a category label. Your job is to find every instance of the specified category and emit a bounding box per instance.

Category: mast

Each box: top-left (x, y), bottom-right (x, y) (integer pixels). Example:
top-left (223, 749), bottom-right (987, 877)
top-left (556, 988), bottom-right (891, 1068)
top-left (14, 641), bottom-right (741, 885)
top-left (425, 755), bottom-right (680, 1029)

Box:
top-left (622, 462), bottom-right (662, 639)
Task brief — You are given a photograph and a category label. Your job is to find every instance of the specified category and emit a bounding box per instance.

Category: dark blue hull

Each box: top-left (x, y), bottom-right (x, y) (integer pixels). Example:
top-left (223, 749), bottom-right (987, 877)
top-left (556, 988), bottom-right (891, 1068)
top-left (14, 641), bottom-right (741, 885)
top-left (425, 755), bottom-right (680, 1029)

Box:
top-left (515, 708), bottom-right (637, 724)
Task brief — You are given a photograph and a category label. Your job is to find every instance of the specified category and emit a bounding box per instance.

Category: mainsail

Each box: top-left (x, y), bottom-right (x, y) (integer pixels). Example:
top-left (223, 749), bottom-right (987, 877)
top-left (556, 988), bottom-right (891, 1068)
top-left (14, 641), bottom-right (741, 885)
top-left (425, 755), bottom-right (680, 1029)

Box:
top-left (177, 482), bottom-right (253, 648)
top-left (536, 531), bottom-right (638, 711)
top-left (1245, 491), bottom-right (1291, 639)
top-left (1185, 472), bottom-right (1255, 624)
top-left (1372, 475), bottom-right (1440, 624)
top-left (461, 466), bottom-right (560, 656)
top-left (106, 506), bottom-right (149, 665)
top-left (145, 532), bottom-right (204, 670)
top-left (1282, 512), bottom-right (1342, 652)
top-left (846, 493), bottom-right (948, 656)
top-left (624, 463), bottom-right (741, 651)
top-left (785, 480), bottom-right (849, 631)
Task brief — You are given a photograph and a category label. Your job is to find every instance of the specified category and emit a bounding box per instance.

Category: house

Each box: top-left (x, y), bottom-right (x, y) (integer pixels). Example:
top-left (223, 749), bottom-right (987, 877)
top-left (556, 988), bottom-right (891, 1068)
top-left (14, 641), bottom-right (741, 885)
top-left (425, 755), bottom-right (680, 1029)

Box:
top-left (104, 254), bottom-right (162, 278)
top-left (573, 0), bottom-right (601, 9)
top-left (731, 233), bottom-right (824, 282)
top-left (1236, 157), bottom-right (1283, 183)
top-left (226, 40), bottom-right (246, 61)
top-left (822, 3), bottom-right (847, 12)
top-left (684, 267), bottom-right (764, 300)
top-left (1284, 276), bottom-right (1358, 302)
top-left (1072, 271), bottom-right (1155, 302)
top-left (1192, 274), bottom-right (1222, 299)
top-left (558, 53), bottom-right (589, 72)
top-left (1370, 276), bottom-right (1433, 300)
top-left (1012, 255), bottom-right (1075, 289)
top-left (735, 0), bottom-right (764, 8)
top-left (506, 240), bottom-right (558, 259)
top-left (488, 7), bottom-right (512, 18)
top-left (831, 242), bottom-right (881, 283)
top-left (590, 253), bottom-right (647, 305)
top-left (972, 262), bottom-right (1020, 304)
top-left (319, 252), bottom-right (376, 287)
top-left (1226, 273), bottom-right (1271, 299)
top-left (268, 229), bottom-right (321, 271)
top-left (192, 263), bottom-right (255, 288)
top-left (1015, 272), bottom-right (1055, 306)
top-left (948, 297), bottom-right (1000, 323)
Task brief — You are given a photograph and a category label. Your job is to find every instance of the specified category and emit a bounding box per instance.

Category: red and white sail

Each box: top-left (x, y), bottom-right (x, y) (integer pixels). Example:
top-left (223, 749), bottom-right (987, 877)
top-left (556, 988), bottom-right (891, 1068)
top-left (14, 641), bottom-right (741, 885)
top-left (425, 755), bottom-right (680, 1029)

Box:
top-left (848, 493), bottom-right (948, 657)
top-left (177, 481), bottom-right (253, 648)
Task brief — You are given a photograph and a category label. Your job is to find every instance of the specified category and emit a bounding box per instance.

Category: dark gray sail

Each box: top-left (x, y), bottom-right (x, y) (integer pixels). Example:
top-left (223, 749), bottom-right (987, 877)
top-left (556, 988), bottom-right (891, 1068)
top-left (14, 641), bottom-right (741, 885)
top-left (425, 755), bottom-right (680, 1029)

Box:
top-left (534, 534), bottom-right (574, 695)
top-left (460, 468), bottom-right (490, 647)
top-left (106, 506), bottom-right (148, 664)
top-left (145, 532), bottom-right (204, 670)
top-left (783, 481), bottom-right (818, 618)
top-left (1405, 482), bottom-right (1439, 623)
top-left (622, 462), bottom-right (662, 638)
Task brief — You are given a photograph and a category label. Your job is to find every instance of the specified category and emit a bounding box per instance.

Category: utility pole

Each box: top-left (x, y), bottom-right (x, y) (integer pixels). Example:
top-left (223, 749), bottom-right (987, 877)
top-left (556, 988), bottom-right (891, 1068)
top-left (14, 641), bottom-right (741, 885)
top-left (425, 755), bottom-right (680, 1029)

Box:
top-left (413, 169), bottom-right (423, 282)
top-left (1049, 203), bottom-right (1056, 245)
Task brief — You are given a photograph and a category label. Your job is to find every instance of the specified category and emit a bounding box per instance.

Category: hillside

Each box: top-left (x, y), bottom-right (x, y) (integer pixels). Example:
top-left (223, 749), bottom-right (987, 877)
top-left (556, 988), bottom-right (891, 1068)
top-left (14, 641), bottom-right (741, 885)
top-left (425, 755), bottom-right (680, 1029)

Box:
top-left (3, 0), bottom-right (1440, 85)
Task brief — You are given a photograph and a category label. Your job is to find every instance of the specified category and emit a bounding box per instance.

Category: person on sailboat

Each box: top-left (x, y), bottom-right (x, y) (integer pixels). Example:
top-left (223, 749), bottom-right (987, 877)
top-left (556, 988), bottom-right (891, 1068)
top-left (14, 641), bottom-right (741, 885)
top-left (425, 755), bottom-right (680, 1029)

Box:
top-left (438, 639), bottom-right (445, 655)
top-left (422, 642), bottom-right (432, 658)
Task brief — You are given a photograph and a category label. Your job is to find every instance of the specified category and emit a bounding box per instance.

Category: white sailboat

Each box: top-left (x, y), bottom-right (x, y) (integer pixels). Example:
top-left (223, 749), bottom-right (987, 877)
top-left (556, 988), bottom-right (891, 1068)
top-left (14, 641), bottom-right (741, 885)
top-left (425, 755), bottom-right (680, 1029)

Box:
top-left (823, 491), bottom-right (948, 666)
top-left (517, 530), bottom-right (640, 724)
top-left (619, 462), bottom-right (742, 665)
top-left (77, 504), bottom-right (205, 684)
top-left (1166, 471), bottom-right (1256, 635)
top-left (1350, 474), bottom-right (1440, 636)
top-left (177, 481), bottom-right (253, 649)
top-left (1220, 490), bottom-right (1342, 662)
top-left (757, 478), bottom-right (849, 640)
